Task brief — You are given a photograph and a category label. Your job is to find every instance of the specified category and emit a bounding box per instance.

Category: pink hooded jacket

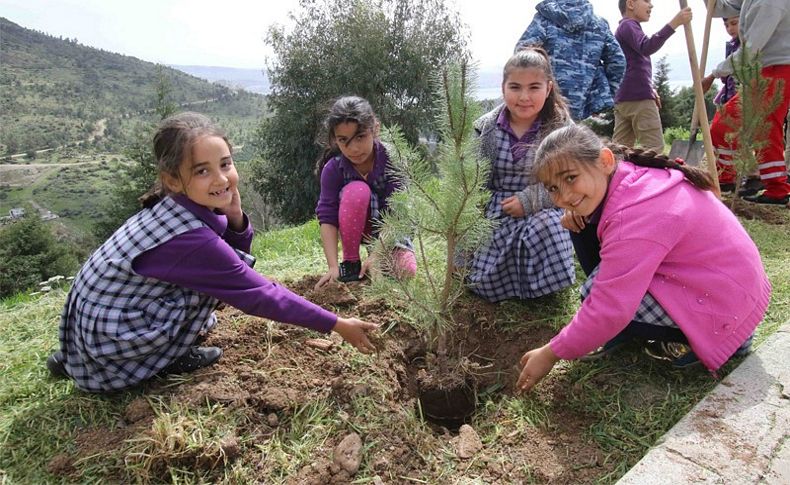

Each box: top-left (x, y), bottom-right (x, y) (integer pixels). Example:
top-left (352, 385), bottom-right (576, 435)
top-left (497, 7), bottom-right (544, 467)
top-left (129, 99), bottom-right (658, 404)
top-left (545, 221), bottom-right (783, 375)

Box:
top-left (550, 162), bottom-right (771, 371)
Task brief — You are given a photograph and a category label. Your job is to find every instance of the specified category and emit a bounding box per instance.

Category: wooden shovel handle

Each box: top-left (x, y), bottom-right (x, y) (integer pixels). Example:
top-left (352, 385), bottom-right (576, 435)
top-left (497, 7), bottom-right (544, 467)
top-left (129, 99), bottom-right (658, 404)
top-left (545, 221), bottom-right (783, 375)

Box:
top-left (679, 0), bottom-right (722, 196)
top-left (690, 0), bottom-right (718, 132)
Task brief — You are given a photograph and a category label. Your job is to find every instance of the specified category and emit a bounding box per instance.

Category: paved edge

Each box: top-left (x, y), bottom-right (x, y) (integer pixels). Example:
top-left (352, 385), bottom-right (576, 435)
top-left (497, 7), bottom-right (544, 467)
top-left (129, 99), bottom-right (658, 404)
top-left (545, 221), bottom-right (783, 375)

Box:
top-left (617, 323), bottom-right (790, 485)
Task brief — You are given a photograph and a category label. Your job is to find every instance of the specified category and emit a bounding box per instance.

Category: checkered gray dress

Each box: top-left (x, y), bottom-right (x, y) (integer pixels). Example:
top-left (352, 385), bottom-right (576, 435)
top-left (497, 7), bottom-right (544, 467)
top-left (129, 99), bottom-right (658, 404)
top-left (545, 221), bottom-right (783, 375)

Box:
top-left (58, 197), bottom-right (254, 392)
top-left (466, 108), bottom-right (575, 302)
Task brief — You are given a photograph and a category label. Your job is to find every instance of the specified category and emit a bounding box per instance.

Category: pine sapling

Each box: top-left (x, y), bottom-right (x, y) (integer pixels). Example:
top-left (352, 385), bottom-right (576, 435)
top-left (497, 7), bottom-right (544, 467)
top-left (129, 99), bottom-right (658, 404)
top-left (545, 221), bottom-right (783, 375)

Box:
top-left (367, 61), bottom-right (494, 385)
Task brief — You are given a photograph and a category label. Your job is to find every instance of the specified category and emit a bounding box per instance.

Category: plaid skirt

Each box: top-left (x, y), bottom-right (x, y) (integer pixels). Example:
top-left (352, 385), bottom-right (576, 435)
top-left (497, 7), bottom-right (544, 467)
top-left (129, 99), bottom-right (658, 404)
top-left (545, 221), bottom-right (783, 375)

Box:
top-left (467, 208), bottom-right (575, 302)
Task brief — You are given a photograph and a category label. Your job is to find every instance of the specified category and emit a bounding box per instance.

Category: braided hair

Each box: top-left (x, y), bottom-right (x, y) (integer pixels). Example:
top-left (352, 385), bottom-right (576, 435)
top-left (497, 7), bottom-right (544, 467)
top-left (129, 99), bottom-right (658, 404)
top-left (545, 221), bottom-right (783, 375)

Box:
top-left (533, 124), bottom-right (715, 191)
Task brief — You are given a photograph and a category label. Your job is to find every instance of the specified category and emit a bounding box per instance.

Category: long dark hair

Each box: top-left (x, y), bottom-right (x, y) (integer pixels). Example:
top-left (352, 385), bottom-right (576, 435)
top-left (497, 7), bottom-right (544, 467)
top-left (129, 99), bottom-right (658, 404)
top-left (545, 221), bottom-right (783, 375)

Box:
top-left (534, 124), bottom-right (715, 190)
top-left (314, 96), bottom-right (378, 177)
top-left (503, 46), bottom-right (571, 135)
top-left (140, 112), bottom-right (231, 208)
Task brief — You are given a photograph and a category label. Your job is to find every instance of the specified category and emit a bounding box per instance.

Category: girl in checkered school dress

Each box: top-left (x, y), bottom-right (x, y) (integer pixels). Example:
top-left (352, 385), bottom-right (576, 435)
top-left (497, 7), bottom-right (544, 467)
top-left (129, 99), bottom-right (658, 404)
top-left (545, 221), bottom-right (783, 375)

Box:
top-left (466, 48), bottom-right (575, 302)
top-left (314, 96), bottom-right (416, 289)
top-left (516, 125), bottom-right (770, 393)
top-left (48, 112), bottom-right (378, 393)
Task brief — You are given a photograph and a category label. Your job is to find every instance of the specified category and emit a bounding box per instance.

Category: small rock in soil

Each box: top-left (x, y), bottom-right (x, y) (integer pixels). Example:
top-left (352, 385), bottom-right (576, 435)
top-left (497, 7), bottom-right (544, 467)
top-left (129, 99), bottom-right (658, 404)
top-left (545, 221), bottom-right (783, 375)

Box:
top-left (266, 413), bottom-right (279, 427)
top-left (454, 424), bottom-right (483, 459)
top-left (372, 476), bottom-right (386, 485)
top-left (333, 432), bottom-right (363, 474)
top-left (220, 436), bottom-right (241, 461)
top-left (372, 455), bottom-right (389, 471)
top-left (305, 338), bottom-right (334, 351)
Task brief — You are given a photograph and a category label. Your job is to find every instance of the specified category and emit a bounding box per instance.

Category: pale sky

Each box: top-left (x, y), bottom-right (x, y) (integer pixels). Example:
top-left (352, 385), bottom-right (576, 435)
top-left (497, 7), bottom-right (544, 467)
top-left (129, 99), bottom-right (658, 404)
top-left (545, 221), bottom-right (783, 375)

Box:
top-left (2, 0), bottom-right (729, 84)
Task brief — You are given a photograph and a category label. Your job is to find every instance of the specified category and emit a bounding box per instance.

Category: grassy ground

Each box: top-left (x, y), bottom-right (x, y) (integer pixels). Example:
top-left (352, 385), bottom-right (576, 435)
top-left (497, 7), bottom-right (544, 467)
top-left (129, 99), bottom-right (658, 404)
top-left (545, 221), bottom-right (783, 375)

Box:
top-left (0, 213), bottom-right (787, 484)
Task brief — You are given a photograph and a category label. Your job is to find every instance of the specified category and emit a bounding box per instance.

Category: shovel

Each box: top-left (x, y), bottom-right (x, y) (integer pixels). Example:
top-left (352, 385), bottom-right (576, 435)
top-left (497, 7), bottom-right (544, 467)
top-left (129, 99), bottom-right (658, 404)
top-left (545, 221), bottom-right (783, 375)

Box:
top-left (676, 0), bottom-right (721, 195)
top-left (668, 0), bottom-right (717, 166)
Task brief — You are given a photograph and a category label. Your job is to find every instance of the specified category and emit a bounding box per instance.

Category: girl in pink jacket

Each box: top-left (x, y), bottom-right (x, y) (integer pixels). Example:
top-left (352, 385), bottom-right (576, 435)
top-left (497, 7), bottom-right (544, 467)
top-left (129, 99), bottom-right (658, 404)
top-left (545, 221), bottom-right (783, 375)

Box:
top-left (516, 124), bottom-right (771, 393)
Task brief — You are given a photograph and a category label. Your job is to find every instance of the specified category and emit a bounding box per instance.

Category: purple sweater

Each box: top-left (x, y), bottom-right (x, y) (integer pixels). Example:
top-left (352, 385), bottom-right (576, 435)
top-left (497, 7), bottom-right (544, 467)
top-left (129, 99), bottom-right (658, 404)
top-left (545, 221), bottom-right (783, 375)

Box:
top-left (132, 194), bottom-right (337, 333)
top-left (315, 141), bottom-right (398, 227)
top-left (550, 162), bottom-right (770, 371)
top-left (614, 18), bottom-right (676, 102)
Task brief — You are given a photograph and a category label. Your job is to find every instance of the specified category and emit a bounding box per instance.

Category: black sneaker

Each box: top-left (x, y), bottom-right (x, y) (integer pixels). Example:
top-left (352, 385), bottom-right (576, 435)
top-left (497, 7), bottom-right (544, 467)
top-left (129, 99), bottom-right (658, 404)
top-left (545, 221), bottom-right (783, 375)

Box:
top-left (719, 182), bottom-right (736, 193)
top-left (737, 177), bottom-right (763, 197)
top-left (46, 351), bottom-right (68, 379)
top-left (743, 193), bottom-right (790, 205)
top-left (161, 346), bottom-right (222, 375)
top-left (338, 260), bottom-right (362, 283)
top-left (580, 333), bottom-right (630, 361)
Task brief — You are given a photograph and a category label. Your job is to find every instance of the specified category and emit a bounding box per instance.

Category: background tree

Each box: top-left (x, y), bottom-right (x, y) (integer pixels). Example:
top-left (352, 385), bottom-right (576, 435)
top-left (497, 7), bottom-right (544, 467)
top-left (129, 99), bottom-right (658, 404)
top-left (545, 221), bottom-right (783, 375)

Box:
top-left (654, 56), bottom-right (677, 130)
top-left (670, 85), bottom-right (717, 131)
top-left (253, 0), bottom-right (469, 224)
top-left (0, 209), bottom-right (79, 297)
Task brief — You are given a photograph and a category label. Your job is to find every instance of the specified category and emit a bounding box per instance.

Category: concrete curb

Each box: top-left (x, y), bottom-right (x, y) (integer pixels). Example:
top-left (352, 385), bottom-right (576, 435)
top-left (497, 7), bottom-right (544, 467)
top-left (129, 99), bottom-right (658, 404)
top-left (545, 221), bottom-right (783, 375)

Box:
top-left (617, 323), bottom-right (790, 484)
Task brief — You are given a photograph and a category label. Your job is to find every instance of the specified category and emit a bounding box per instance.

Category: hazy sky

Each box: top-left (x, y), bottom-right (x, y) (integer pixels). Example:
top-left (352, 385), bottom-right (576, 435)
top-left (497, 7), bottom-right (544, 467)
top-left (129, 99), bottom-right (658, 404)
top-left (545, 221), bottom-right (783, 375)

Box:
top-left (2, 0), bottom-right (729, 84)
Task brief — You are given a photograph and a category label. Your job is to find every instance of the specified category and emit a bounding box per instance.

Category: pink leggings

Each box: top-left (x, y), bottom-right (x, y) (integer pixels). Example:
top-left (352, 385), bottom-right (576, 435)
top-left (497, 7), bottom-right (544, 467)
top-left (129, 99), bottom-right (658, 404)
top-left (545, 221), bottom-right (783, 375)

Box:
top-left (339, 181), bottom-right (416, 277)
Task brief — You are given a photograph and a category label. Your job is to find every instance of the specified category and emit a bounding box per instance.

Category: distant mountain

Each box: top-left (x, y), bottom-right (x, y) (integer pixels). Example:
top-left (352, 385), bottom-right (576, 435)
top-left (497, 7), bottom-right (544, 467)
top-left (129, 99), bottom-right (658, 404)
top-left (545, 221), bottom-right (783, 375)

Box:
top-left (0, 17), bottom-right (262, 154)
top-left (170, 65), bottom-right (270, 95)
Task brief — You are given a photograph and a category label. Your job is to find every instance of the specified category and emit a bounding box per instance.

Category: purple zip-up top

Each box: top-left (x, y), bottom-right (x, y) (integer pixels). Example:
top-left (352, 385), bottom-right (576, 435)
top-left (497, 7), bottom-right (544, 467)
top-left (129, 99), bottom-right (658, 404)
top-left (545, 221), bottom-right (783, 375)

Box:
top-left (614, 18), bottom-right (676, 102)
top-left (315, 141), bottom-right (397, 227)
top-left (132, 194), bottom-right (337, 333)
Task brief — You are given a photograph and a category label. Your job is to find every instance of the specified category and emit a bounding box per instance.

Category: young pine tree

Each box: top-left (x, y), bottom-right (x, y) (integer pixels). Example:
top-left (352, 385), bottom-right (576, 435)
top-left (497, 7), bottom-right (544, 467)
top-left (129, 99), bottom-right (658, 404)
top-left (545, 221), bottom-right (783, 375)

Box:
top-left (368, 61), bottom-right (494, 383)
top-left (722, 47), bottom-right (783, 203)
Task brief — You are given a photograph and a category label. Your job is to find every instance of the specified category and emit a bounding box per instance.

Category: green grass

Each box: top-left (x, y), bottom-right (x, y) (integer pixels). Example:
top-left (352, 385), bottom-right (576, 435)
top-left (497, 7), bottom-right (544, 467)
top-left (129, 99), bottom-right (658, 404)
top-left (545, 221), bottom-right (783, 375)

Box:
top-left (1, 211), bottom-right (788, 483)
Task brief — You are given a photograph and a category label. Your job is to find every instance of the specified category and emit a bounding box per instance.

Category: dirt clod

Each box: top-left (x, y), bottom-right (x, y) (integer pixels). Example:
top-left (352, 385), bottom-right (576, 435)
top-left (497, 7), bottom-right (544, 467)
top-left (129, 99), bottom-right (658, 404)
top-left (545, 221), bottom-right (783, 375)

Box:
top-left (333, 432), bottom-right (363, 474)
top-left (124, 397), bottom-right (153, 423)
top-left (47, 453), bottom-right (76, 476)
top-left (305, 338), bottom-right (334, 351)
top-left (266, 413), bottom-right (279, 427)
top-left (454, 424), bottom-right (483, 459)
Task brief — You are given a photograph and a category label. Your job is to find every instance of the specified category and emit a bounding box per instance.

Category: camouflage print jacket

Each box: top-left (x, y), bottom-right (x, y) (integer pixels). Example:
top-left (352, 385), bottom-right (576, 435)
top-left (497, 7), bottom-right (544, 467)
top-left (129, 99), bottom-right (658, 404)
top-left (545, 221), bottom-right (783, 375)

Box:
top-left (515, 0), bottom-right (625, 120)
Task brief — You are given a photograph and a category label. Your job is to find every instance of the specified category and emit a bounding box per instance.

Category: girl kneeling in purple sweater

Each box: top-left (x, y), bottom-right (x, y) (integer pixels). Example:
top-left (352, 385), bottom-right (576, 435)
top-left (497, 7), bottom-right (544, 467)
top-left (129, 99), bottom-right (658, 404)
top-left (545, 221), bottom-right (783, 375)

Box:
top-left (48, 112), bottom-right (378, 393)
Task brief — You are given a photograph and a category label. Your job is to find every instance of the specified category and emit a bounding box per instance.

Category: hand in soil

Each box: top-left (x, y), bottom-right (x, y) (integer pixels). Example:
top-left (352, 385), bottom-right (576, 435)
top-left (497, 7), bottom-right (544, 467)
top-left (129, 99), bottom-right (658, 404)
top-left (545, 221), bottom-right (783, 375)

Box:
top-left (315, 266), bottom-right (341, 290)
top-left (333, 317), bottom-right (379, 354)
top-left (516, 344), bottom-right (560, 393)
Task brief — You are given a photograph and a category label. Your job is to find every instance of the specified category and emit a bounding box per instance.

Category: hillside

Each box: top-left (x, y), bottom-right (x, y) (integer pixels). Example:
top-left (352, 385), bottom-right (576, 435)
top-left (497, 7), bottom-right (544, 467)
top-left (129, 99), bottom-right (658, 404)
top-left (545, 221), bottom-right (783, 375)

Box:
top-left (0, 17), bottom-right (265, 155)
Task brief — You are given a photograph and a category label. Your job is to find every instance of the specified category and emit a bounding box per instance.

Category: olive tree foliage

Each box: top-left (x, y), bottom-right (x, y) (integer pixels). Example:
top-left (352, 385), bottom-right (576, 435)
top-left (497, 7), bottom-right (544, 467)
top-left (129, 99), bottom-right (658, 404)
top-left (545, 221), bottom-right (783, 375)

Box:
top-left (0, 209), bottom-right (79, 297)
top-left (252, 0), bottom-right (470, 224)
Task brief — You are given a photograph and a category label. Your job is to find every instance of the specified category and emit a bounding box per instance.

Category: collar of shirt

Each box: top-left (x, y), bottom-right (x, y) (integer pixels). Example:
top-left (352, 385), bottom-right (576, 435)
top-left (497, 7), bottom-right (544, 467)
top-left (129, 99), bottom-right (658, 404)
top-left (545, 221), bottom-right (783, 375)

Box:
top-left (170, 193), bottom-right (228, 236)
top-left (339, 140), bottom-right (387, 181)
top-left (496, 108), bottom-right (542, 161)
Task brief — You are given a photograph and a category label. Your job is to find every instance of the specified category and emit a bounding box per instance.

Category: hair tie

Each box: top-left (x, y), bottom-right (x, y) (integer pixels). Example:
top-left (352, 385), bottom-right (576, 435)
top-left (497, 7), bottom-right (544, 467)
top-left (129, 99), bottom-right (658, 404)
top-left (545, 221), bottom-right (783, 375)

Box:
top-left (674, 157), bottom-right (685, 166)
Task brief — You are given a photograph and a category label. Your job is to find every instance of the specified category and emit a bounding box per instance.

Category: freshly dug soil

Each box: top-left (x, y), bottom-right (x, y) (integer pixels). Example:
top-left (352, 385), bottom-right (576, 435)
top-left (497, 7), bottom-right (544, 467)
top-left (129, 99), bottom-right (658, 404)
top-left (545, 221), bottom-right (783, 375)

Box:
top-left (52, 276), bottom-right (662, 483)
